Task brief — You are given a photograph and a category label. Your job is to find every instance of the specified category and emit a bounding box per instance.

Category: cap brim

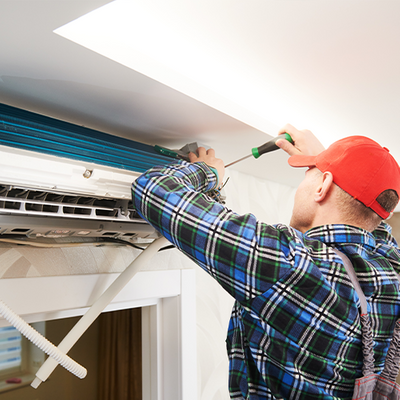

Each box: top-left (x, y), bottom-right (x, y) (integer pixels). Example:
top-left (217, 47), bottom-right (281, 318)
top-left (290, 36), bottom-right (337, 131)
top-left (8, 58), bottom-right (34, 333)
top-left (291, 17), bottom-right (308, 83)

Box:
top-left (288, 154), bottom-right (318, 168)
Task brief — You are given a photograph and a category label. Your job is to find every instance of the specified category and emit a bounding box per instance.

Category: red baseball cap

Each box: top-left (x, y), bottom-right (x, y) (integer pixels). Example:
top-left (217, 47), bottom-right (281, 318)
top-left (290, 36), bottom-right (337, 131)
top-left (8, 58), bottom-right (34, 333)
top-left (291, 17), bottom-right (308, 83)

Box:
top-left (288, 136), bottom-right (400, 219)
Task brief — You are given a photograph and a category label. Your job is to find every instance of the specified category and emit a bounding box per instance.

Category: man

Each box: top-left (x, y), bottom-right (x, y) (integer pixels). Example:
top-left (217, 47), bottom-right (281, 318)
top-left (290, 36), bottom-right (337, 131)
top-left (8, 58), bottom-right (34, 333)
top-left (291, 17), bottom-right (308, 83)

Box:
top-left (132, 124), bottom-right (400, 399)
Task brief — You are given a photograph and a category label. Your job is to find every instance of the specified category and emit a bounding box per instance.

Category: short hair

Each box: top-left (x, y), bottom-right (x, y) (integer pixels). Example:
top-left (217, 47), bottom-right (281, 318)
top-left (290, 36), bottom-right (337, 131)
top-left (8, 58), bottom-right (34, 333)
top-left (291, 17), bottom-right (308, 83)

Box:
top-left (376, 189), bottom-right (399, 214)
top-left (336, 186), bottom-right (399, 231)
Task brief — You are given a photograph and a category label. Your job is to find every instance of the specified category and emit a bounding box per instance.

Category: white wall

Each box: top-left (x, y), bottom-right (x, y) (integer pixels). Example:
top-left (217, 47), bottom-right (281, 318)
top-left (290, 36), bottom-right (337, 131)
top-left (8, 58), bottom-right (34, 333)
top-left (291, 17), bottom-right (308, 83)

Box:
top-left (195, 169), bottom-right (296, 400)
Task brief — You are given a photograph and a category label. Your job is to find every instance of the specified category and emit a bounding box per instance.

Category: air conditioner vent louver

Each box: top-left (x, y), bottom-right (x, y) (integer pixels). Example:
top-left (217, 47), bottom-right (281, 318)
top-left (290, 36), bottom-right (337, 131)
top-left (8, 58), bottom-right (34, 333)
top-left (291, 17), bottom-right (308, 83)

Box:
top-left (0, 184), bottom-right (158, 241)
top-left (0, 184), bottom-right (140, 220)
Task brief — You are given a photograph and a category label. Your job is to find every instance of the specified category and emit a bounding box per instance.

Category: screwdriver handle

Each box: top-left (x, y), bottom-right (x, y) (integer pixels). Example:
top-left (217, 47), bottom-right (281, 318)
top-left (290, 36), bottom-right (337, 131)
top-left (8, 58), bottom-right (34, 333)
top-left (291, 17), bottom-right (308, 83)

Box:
top-left (251, 133), bottom-right (293, 159)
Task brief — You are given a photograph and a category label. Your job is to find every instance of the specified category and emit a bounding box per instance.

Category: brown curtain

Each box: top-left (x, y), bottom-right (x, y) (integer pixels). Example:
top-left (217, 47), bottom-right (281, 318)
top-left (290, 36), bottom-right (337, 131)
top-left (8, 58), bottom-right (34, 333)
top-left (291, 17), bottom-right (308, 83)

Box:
top-left (98, 308), bottom-right (142, 400)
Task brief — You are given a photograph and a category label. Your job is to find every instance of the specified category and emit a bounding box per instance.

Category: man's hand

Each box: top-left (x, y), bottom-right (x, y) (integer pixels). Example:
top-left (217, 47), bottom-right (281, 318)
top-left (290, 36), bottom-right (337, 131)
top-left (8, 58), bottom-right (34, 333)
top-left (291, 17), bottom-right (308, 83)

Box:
top-left (276, 123), bottom-right (325, 156)
top-left (189, 147), bottom-right (225, 184)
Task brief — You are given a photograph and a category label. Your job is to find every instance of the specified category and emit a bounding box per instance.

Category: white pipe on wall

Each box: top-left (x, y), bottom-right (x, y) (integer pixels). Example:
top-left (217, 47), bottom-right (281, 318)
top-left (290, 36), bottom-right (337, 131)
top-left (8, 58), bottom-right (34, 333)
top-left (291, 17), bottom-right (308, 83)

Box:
top-left (0, 299), bottom-right (87, 379)
top-left (31, 235), bottom-right (169, 388)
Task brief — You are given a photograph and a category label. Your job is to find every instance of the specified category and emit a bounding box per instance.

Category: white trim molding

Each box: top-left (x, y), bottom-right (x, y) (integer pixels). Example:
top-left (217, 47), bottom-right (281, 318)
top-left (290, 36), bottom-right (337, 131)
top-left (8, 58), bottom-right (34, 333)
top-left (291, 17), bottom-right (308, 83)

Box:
top-left (0, 269), bottom-right (197, 400)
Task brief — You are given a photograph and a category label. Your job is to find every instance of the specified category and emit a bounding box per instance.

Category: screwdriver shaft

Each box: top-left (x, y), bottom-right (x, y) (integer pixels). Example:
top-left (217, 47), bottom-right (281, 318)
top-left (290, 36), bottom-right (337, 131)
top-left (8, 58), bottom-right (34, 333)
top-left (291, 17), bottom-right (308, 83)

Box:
top-left (225, 154), bottom-right (252, 168)
top-left (225, 133), bottom-right (292, 168)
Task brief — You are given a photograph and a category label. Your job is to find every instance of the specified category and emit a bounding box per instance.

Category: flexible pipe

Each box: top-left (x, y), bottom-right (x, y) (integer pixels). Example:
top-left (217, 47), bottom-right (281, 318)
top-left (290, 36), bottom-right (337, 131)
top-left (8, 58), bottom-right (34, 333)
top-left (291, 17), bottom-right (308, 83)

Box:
top-left (31, 236), bottom-right (169, 389)
top-left (0, 299), bottom-right (87, 379)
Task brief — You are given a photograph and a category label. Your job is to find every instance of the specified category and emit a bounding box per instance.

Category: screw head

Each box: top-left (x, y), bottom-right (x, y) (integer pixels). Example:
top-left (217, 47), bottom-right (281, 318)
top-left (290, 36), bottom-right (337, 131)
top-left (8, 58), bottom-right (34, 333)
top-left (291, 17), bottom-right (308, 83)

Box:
top-left (83, 169), bottom-right (93, 179)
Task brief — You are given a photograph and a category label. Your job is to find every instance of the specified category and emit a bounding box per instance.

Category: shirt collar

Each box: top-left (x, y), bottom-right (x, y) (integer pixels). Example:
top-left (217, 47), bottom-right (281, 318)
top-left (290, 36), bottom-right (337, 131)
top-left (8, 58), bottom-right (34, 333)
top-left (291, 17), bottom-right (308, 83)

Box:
top-left (305, 224), bottom-right (376, 249)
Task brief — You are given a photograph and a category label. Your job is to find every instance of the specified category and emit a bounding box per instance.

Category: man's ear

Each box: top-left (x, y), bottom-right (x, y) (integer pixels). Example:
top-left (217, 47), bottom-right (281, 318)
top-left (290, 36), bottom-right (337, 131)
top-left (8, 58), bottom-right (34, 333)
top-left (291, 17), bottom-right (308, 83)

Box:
top-left (314, 171), bottom-right (334, 203)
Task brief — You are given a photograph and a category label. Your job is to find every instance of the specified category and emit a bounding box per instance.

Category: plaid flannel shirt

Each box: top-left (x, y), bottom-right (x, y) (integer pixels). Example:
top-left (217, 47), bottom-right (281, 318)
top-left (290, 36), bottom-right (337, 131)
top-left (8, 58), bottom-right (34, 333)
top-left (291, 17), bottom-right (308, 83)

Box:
top-left (132, 160), bottom-right (400, 400)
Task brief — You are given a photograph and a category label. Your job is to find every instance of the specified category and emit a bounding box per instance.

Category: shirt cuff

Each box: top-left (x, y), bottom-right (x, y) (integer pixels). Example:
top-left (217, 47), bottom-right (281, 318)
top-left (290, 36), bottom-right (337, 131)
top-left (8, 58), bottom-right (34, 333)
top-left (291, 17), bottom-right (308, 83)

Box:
top-left (208, 166), bottom-right (220, 189)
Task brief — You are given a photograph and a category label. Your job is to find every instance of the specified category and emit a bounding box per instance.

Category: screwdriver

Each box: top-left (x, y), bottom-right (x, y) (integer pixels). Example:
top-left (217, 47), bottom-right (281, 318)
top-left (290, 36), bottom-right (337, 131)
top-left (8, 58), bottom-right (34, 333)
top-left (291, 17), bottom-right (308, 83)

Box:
top-left (225, 133), bottom-right (293, 168)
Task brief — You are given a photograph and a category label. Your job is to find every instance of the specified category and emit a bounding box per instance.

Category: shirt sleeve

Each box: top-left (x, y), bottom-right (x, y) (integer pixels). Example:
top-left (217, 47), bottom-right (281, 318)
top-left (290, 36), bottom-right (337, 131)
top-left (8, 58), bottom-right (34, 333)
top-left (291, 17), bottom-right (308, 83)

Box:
top-left (132, 160), bottom-right (296, 303)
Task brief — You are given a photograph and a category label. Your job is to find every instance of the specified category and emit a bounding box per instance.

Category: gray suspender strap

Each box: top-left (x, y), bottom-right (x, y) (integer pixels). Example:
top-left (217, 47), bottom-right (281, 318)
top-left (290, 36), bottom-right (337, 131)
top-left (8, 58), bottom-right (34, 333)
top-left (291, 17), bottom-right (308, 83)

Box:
top-left (333, 249), bottom-right (369, 315)
top-left (333, 248), bottom-right (400, 380)
top-left (333, 249), bottom-right (375, 375)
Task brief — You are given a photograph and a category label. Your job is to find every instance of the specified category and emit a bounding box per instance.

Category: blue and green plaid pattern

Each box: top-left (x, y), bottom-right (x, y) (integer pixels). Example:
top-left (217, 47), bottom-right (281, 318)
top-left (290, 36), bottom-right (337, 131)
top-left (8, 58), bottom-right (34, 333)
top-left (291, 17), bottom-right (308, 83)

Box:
top-left (132, 161), bottom-right (400, 400)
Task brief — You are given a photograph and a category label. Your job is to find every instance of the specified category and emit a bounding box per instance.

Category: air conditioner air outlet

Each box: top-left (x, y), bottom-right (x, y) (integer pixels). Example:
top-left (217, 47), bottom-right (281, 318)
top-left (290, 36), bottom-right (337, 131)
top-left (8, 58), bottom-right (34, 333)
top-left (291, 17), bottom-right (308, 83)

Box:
top-left (0, 183), bottom-right (141, 222)
top-left (0, 185), bottom-right (158, 242)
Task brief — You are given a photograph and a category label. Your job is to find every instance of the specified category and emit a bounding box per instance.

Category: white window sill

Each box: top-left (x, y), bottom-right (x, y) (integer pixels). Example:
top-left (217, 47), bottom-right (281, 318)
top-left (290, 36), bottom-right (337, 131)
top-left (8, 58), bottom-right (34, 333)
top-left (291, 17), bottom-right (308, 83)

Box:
top-left (0, 373), bottom-right (36, 393)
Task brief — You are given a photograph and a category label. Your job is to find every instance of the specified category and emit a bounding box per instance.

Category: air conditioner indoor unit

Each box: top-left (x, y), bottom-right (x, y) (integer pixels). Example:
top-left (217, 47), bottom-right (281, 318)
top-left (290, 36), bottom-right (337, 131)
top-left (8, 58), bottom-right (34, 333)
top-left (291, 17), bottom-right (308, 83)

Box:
top-left (0, 103), bottom-right (175, 244)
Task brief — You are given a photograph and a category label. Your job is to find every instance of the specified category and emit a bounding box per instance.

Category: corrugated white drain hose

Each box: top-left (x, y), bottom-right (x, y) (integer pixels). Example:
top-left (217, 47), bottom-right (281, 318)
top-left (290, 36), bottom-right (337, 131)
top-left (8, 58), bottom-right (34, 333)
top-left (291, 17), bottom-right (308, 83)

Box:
top-left (31, 236), bottom-right (168, 388)
top-left (0, 299), bottom-right (87, 378)
top-left (0, 236), bottom-right (168, 388)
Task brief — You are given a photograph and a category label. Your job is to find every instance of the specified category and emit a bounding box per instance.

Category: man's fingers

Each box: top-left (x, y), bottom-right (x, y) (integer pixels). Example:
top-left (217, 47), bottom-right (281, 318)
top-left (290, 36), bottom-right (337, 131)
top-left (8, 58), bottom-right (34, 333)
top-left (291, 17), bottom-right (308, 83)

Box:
top-left (189, 147), bottom-right (216, 162)
top-left (197, 147), bottom-right (207, 157)
top-left (278, 123), bottom-right (298, 138)
top-left (277, 124), bottom-right (325, 157)
top-left (207, 148), bottom-right (216, 157)
top-left (189, 147), bottom-right (217, 163)
top-left (276, 138), bottom-right (301, 156)
top-left (188, 152), bottom-right (198, 162)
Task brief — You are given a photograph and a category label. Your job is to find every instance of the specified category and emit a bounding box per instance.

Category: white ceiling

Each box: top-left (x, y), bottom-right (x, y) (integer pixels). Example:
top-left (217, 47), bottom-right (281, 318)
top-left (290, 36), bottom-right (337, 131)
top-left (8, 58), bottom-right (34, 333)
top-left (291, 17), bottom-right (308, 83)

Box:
top-left (1, 0), bottom-right (400, 197)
